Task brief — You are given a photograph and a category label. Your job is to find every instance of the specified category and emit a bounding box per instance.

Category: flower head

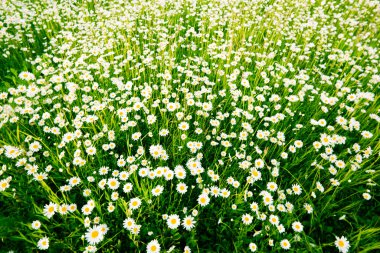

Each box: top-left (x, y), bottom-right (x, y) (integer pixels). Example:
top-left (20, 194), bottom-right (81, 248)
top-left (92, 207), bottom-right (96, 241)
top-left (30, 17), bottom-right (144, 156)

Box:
top-left (335, 236), bottom-right (350, 253)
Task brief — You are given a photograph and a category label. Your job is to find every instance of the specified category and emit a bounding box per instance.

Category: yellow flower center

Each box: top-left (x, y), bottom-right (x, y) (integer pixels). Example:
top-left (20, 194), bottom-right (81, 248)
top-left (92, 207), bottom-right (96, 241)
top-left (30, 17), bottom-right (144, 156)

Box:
top-left (91, 231), bottom-right (99, 238)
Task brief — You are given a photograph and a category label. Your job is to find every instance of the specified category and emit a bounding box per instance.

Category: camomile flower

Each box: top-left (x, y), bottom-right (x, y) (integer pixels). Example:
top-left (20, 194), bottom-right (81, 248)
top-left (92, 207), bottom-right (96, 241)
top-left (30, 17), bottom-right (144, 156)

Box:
top-left (197, 193), bottom-right (210, 207)
top-left (352, 143), bottom-right (361, 152)
top-left (37, 237), bottom-right (49, 250)
top-left (19, 71), bottom-right (35, 81)
top-left (210, 186), bottom-right (220, 197)
top-left (86, 146), bottom-right (96, 155)
top-left (139, 168), bottom-right (148, 177)
top-left (130, 224), bottom-right (141, 235)
top-left (117, 158), bottom-right (126, 167)
top-left (99, 224), bottom-right (108, 235)
top-left (249, 242), bottom-right (257, 252)
top-left (259, 213), bottom-right (267, 221)
top-left (167, 214), bottom-right (181, 229)
top-left (62, 132), bottom-right (75, 143)
top-left (82, 204), bottom-right (93, 215)
top-left (164, 170), bottom-right (174, 181)
top-left (281, 152), bottom-right (288, 159)
top-left (335, 160), bottom-right (345, 169)
top-left (267, 182), bottom-right (278, 192)
top-left (84, 217), bottom-right (91, 228)
top-left (219, 188), bottom-right (230, 198)
top-left (182, 216), bottom-right (196, 231)
top-left (178, 122), bottom-right (189, 131)
top-left (250, 168), bottom-right (262, 181)
top-left (335, 236), bottom-right (350, 253)
top-left (112, 169), bottom-right (120, 177)
top-left (330, 178), bottom-right (340, 186)
top-left (69, 177), bottom-right (81, 187)
top-left (69, 204), bottom-right (77, 212)
top-left (277, 204), bottom-right (286, 212)
top-left (292, 221), bottom-right (304, 232)
top-left (93, 217), bottom-right (100, 224)
top-left (184, 246), bottom-right (191, 253)
top-left (313, 141), bottom-right (322, 150)
top-left (85, 245), bottom-right (97, 252)
top-left (99, 166), bottom-right (109, 175)
top-left (107, 178), bottom-right (120, 190)
top-left (123, 183), bottom-right (133, 193)
top-left (98, 179), bottom-right (107, 190)
top-left (29, 141), bottom-right (42, 152)
top-left (254, 159), bottom-right (265, 168)
top-left (269, 215), bottom-right (279, 225)
top-left (147, 114), bottom-right (157, 124)
top-left (59, 204), bottom-right (69, 215)
top-left (195, 128), bottom-right (203, 134)
top-left (289, 145), bottom-right (296, 153)
top-left (4, 146), bottom-right (21, 159)
top-left (167, 102), bottom-right (177, 112)
top-left (242, 214), bottom-right (253, 225)
top-left (159, 129), bottom-right (169, 136)
top-left (131, 132), bottom-right (142, 141)
top-left (316, 182), bottom-right (325, 192)
top-left (277, 224), bottom-right (286, 233)
top-left (285, 202), bottom-right (294, 213)
top-left (174, 166), bottom-right (186, 179)
top-left (292, 184), bottom-right (302, 195)
top-left (150, 145), bottom-right (163, 159)
top-left (294, 140), bottom-right (303, 148)
top-left (250, 202), bottom-right (259, 212)
top-left (280, 239), bottom-right (291, 250)
top-left (85, 225), bottom-right (104, 245)
top-left (126, 156), bottom-right (135, 164)
top-left (31, 220), bottom-right (41, 230)
top-left (262, 194), bottom-right (273, 206)
top-left (83, 188), bottom-right (92, 197)
top-left (152, 185), bottom-right (164, 196)
top-left (119, 171), bottom-right (130, 181)
top-left (147, 239), bottom-right (161, 253)
top-left (304, 203), bottom-right (313, 214)
top-left (33, 172), bottom-right (48, 181)
top-left (129, 197), bottom-right (142, 210)
top-left (43, 202), bottom-right (57, 219)
top-left (363, 193), bottom-right (371, 200)
top-left (232, 181), bottom-right (240, 188)
top-left (361, 131), bottom-right (373, 139)
top-left (123, 218), bottom-right (135, 230)
top-left (107, 203), bottom-right (115, 213)
top-left (176, 182), bottom-right (188, 194)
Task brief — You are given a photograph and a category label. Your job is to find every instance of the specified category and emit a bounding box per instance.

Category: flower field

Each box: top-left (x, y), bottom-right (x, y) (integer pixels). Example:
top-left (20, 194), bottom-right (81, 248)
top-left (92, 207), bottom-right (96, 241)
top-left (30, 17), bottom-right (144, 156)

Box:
top-left (0, 0), bottom-right (380, 252)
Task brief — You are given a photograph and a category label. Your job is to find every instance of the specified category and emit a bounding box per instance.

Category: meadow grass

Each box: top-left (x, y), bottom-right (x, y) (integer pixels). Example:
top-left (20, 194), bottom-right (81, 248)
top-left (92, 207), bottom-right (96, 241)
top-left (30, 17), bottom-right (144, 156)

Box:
top-left (0, 0), bottom-right (379, 252)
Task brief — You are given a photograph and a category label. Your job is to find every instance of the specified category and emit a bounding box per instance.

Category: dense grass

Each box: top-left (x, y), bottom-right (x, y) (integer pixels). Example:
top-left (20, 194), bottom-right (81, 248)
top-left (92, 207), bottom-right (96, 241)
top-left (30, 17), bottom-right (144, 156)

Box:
top-left (0, 0), bottom-right (379, 252)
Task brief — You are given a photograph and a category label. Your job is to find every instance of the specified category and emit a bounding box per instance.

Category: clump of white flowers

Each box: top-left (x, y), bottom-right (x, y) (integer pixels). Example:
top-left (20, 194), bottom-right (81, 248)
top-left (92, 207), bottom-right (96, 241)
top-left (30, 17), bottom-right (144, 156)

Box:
top-left (0, 0), bottom-right (378, 252)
